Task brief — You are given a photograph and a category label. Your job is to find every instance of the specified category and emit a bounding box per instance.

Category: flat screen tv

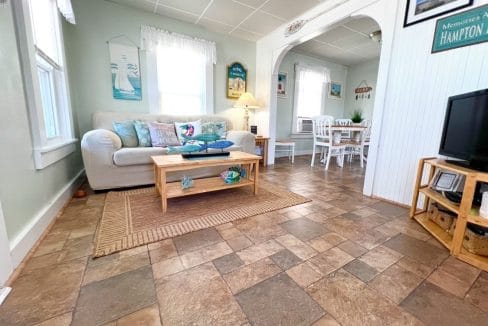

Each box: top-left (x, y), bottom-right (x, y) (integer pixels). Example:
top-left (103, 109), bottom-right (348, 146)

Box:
top-left (439, 88), bottom-right (488, 171)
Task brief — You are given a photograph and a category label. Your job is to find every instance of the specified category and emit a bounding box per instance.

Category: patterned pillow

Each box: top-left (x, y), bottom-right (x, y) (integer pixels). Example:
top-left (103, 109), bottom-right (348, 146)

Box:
top-left (202, 121), bottom-right (227, 139)
top-left (133, 121), bottom-right (152, 147)
top-left (174, 120), bottom-right (202, 143)
top-left (112, 121), bottom-right (138, 147)
top-left (148, 122), bottom-right (180, 147)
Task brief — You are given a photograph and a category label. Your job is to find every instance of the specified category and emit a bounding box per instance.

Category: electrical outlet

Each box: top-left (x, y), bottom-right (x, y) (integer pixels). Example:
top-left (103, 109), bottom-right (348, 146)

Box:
top-left (0, 286), bottom-right (12, 305)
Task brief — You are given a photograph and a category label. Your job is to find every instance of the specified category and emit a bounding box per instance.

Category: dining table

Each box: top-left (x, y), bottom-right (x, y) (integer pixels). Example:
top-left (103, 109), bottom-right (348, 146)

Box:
top-left (322, 125), bottom-right (368, 167)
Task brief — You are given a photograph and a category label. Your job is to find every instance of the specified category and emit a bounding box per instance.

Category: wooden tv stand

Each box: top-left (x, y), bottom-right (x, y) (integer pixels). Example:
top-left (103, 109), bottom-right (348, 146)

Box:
top-left (410, 157), bottom-right (488, 272)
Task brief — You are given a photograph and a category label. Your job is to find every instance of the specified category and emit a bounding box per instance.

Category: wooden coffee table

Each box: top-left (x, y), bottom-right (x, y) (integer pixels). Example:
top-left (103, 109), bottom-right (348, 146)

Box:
top-left (151, 151), bottom-right (261, 213)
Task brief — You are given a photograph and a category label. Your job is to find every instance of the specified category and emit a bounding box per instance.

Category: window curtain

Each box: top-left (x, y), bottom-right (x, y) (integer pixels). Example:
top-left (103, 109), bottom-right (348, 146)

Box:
top-left (293, 64), bottom-right (330, 119)
top-left (141, 25), bottom-right (216, 64)
top-left (56, 0), bottom-right (76, 24)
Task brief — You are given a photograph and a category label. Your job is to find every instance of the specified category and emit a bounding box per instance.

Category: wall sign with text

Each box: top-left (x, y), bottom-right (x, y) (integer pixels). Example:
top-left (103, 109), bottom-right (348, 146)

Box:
top-left (432, 4), bottom-right (488, 53)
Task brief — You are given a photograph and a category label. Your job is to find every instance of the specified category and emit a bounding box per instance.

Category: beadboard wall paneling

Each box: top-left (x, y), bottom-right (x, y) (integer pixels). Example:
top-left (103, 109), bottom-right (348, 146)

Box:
top-left (372, 4), bottom-right (488, 205)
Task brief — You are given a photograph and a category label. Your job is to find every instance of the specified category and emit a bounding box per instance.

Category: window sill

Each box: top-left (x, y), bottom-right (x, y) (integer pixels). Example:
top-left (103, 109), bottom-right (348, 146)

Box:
top-left (34, 139), bottom-right (78, 170)
top-left (290, 133), bottom-right (313, 139)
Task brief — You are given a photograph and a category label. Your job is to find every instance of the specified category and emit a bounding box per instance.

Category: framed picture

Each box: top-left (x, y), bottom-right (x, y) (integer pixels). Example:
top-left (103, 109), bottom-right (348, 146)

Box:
top-left (109, 42), bottom-right (142, 101)
top-left (277, 72), bottom-right (287, 98)
top-left (328, 82), bottom-right (342, 99)
top-left (227, 62), bottom-right (247, 99)
top-left (404, 0), bottom-right (473, 27)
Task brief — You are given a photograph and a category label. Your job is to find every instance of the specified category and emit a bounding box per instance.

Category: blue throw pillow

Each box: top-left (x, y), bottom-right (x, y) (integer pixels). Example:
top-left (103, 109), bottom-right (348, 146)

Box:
top-left (134, 121), bottom-right (152, 147)
top-left (112, 121), bottom-right (138, 147)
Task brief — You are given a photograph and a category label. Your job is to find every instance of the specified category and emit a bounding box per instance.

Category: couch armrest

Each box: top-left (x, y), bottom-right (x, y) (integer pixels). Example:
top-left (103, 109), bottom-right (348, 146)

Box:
top-left (226, 131), bottom-right (256, 154)
top-left (81, 129), bottom-right (122, 169)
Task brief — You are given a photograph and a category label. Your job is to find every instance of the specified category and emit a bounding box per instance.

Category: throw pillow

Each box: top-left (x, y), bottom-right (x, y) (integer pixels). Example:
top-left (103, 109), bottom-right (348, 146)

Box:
top-left (174, 120), bottom-right (202, 142)
top-left (134, 121), bottom-right (152, 147)
top-left (112, 121), bottom-right (138, 147)
top-left (202, 121), bottom-right (227, 139)
top-left (148, 122), bottom-right (181, 147)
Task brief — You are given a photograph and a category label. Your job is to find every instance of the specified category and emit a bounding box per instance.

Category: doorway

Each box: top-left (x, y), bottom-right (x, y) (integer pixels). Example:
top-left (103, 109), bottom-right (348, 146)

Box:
top-left (273, 16), bottom-right (382, 187)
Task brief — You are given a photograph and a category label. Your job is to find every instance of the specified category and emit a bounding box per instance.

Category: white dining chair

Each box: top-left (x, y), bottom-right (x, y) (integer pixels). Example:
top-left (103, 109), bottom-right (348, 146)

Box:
top-left (311, 116), bottom-right (346, 170)
top-left (348, 121), bottom-right (371, 167)
top-left (335, 119), bottom-right (353, 139)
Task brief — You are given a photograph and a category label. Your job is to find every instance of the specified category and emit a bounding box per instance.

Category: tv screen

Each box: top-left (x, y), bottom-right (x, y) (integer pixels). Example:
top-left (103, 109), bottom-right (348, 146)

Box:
top-left (439, 89), bottom-right (488, 169)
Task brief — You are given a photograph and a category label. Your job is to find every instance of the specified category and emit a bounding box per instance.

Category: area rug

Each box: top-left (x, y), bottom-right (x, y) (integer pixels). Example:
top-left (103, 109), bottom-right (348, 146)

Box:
top-left (93, 182), bottom-right (310, 257)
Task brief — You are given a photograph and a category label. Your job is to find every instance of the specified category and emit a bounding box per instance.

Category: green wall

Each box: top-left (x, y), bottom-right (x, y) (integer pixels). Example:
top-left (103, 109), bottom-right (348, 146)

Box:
top-left (0, 5), bottom-right (84, 241)
top-left (344, 59), bottom-right (379, 121)
top-left (65, 0), bottom-right (257, 135)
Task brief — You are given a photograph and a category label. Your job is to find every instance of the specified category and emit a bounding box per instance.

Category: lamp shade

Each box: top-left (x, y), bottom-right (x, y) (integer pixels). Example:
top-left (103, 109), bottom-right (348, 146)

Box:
top-left (234, 92), bottom-right (259, 109)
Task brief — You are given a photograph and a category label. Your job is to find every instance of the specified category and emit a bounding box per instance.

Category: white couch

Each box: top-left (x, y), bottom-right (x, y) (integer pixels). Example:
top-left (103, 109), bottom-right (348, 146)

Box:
top-left (81, 111), bottom-right (256, 190)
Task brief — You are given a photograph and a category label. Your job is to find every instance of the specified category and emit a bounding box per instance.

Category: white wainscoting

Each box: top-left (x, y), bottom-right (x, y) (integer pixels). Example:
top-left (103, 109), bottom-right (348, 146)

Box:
top-left (371, 1), bottom-right (488, 205)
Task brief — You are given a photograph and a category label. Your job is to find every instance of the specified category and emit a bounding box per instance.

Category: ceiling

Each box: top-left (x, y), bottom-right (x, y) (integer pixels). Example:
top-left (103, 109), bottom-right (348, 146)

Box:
top-left (292, 17), bottom-right (381, 66)
top-left (107, 0), bottom-right (328, 41)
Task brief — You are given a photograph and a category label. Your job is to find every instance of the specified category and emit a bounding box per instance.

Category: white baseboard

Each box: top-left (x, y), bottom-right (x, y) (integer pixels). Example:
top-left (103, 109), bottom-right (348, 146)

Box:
top-left (275, 149), bottom-right (313, 158)
top-left (0, 286), bottom-right (12, 305)
top-left (9, 169), bottom-right (85, 267)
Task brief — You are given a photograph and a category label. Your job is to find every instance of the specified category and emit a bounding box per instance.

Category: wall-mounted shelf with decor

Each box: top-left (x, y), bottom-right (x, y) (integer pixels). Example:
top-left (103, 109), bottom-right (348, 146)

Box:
top-left (410, 157), bottom-right (488, 271)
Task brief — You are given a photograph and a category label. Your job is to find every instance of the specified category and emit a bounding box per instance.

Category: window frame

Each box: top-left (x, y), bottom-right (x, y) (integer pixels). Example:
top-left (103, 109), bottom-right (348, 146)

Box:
top-left (12, 0), bottom-right (77, 170)
top-left (291, 64), bottom-right (330, 134)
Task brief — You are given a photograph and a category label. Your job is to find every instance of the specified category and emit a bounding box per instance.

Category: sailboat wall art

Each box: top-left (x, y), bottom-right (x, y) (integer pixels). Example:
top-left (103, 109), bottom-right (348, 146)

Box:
top-left (109, 42), bottom-right (142, 101)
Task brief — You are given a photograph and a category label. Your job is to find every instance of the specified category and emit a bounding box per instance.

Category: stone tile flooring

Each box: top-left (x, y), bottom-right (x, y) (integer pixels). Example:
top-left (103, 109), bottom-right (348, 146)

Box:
top-left (1, 155), bottom-right (488, 325)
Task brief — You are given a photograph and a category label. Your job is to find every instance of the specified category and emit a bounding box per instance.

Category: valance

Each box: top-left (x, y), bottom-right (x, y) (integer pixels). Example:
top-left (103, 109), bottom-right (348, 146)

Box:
top-left (57, 0), bottom-right (76, 24)
top-left (140, 25), bottom-right (217, 65)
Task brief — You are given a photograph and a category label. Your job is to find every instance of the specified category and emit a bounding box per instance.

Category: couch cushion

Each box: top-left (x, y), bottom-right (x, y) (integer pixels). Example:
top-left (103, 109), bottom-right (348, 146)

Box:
top-left (134, 121), bottom-right (152, 147)
top-left (148, 122), bottom-right (180, 147)
top-left (93, 111), bottom-right (233, 131)
top-left (202, 121), bottom-right (227, 139)
top-left (175, 120), bottom-right (202, 143)
top-left (113, 145), bottom-right (243, 167)
top-left (113, 147), bottom-right (168, 166)
top-left (112, 121), bottom-right (138, 147)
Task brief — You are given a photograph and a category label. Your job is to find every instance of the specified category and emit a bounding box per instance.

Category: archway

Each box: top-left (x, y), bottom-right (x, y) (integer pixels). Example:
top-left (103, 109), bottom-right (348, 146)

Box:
top-left (255, 0), bottom-right (399, 196)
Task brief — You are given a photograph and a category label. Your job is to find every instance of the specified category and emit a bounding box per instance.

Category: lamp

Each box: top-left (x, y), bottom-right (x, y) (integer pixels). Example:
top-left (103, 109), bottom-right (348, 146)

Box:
top-left (234, 92), bottom-right (259, 132)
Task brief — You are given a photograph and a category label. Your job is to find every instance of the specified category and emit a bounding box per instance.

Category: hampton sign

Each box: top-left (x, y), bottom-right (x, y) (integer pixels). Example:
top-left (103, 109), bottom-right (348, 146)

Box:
top-left (432, 4), bottom-right (488, 53)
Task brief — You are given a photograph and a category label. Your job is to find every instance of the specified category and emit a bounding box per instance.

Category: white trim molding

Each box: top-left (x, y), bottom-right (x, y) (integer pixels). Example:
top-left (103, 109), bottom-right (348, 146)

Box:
top-left (0, 286), bottom-right (12, 305)
top-left (34, 138), bottom-right (77, 169)
top-left (0, 202), bottom-right (13, 285)
top-left (9, 169), bottom-right (85, 267)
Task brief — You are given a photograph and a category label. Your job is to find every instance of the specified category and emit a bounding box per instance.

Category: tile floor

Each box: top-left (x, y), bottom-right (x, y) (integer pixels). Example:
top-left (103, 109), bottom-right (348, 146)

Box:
top-left (1, 156), bottom-right (488, 325)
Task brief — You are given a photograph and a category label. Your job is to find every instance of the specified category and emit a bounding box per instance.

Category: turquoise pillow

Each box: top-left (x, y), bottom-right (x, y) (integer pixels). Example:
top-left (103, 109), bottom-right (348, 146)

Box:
top-left (134, 121), bottom-right (152, 147)
top-left (112, 121), bottom-right (138, 147)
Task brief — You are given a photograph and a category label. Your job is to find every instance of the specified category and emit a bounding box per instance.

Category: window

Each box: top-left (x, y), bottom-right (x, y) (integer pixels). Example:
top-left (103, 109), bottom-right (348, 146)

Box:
top-left (157, 46), bottom-right (207, 115)
top-left (13, 0), bottom-right (76, 169)
top-left (141, 25), bottom-right (216, 115)
top-left (292, 64), bottom-right (329, 133)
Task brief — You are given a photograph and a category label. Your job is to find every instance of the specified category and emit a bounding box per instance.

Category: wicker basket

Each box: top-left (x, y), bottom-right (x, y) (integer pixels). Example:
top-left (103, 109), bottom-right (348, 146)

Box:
top-left (463, 227), bottom-right (488, 256)
top-left (428, 203), bottom-right (455, 231)
top-left (448, 217), bottom-right (457, 236)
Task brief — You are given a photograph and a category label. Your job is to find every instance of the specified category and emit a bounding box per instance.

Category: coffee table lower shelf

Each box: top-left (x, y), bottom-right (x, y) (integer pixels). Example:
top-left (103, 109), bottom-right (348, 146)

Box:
top-left (157, 176), bottom-right (254, 199)
top-left (152, 151), bottom-right (261, 213)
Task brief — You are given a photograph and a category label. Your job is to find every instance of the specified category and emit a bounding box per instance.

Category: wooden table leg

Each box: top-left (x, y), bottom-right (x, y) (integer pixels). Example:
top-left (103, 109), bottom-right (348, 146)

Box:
top-left (160, 168), bottom-right (167, 213)
top-left (154, 164), bottom-right (159, 194)
top-left (253, 160), bottom-right (259, 195)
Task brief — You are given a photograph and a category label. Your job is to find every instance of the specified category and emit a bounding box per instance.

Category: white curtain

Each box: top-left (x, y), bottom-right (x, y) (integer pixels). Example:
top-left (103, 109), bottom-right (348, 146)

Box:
top-left (141, 25), bottom-right (216, 64)
top-left (140, 25), bottom-right (217, 115)
top-left (294, 64), bottom-right (330, 118)
top-left (56, 0), bottom-right (76, 24)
